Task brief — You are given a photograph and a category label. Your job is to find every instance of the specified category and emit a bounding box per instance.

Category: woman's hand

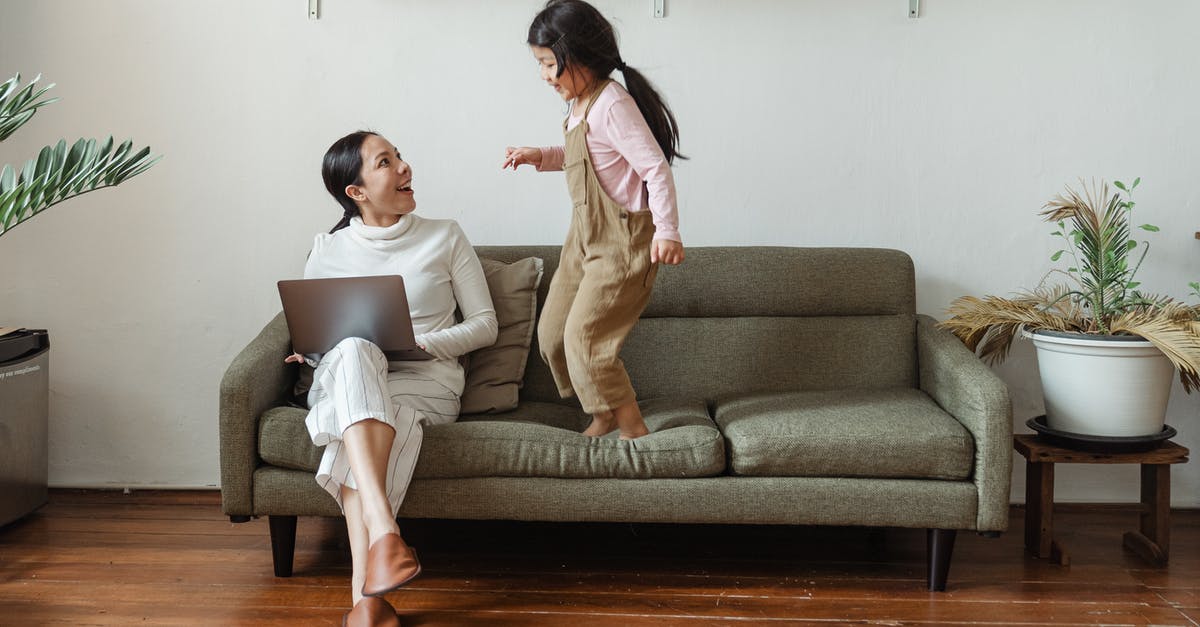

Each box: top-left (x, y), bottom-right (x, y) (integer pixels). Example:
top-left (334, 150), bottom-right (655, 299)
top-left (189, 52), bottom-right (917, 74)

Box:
top-left (651, 239), bottom-right (684, 265)
top-left (284, 352), bottom-right (306, 364)
top-left (502, 146), bottom-right (542, 170)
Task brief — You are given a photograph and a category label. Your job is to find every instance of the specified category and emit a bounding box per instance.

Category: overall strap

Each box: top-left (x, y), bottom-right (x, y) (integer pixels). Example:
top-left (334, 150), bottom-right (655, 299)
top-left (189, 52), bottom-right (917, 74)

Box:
top-left (580, 79), bottom-right (611, 120)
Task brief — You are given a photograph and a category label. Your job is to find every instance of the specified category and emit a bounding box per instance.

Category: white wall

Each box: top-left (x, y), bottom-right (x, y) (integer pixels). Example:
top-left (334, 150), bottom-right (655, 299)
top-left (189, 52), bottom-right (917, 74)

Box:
top-left (1, 0), bottom-right (1197, 505)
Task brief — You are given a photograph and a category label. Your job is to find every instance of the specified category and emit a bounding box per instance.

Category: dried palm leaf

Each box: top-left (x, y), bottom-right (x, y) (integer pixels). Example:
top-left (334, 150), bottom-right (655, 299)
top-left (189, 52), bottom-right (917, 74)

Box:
top-left (1110, 310), bottom-right (1200, 392)
top-left (941, 294), bottom-right (1072, 363)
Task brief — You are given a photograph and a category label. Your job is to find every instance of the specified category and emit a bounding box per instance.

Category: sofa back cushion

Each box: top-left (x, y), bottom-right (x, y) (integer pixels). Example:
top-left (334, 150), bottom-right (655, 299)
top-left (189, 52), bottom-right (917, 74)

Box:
top-left (459, 256), bottom-right (544, 414)
top-left (474, 246), bottom-right (917, 404)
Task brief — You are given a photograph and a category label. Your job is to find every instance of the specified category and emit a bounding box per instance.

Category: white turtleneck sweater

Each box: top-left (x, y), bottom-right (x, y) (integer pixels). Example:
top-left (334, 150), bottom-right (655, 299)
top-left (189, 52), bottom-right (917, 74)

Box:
top-left (303, 214), bottom-right (497, 391)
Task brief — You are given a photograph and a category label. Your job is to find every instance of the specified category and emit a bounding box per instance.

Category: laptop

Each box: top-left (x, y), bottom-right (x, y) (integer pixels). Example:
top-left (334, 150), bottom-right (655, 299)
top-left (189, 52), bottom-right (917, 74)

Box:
top-left (277, 275), bottom-right (434, 361)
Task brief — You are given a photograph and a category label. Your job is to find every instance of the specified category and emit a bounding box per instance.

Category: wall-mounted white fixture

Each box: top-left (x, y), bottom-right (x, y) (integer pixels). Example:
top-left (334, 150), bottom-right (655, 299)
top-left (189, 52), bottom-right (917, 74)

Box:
top-left (308, 0), bottom-right (319, 20)
top-left (652, 0), bottom-right (665, 18)
top-left (909, 0), bottom-right (920, 18)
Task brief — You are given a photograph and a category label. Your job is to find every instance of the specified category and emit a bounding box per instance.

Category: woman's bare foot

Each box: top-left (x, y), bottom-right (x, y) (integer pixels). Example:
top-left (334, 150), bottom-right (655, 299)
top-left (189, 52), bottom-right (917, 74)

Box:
top-left (582, 411), bottom-right (617, 437)
top-left (613, 401), bottom-right (650, 440)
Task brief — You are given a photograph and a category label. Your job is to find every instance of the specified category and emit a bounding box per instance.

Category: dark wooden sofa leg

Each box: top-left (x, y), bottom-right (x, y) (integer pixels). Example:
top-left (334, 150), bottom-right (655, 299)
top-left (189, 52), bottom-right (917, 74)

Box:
top-left (269, 515), bottom-right (298, 577)
top-left (926, 528), bottom-right (957, 591)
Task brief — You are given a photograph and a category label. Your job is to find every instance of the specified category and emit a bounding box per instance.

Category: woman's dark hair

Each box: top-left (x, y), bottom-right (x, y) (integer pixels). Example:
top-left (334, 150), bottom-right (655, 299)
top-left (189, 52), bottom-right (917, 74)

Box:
top-left (528, 0), bottom-right (685, 164)
top-left (321, 130), bottom-right (376, 234)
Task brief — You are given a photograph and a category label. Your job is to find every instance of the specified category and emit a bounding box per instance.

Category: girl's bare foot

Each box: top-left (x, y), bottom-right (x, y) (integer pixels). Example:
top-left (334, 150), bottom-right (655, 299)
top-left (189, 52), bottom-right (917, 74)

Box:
top-left (582, 411), bottom-right (617, 437)
top-left (613, 401), bottom-right (650, 440)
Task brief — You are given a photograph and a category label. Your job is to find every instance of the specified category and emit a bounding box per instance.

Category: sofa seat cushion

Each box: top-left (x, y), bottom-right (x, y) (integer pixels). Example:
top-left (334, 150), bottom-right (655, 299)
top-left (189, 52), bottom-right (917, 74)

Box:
top-left (258, 398), bottom-right (724, 480)
top-left (258, 405), bottom-right (321, 472)
top-left (713, 388), bottom-right (973, 480)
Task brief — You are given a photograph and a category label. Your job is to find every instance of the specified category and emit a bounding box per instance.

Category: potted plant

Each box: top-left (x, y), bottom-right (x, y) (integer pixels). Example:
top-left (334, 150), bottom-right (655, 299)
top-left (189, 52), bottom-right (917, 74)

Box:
top-left (0, 72), bottom-right (160, 525)
top-left (940, 178), bottom-right (1200, 440)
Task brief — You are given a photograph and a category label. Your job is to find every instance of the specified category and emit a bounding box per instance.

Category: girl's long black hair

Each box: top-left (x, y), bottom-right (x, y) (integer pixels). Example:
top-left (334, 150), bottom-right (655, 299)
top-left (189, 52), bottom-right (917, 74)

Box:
top-left (321, 130), bottom-right (376, 234)
top-left (528, 0), bottom-right (685, 164)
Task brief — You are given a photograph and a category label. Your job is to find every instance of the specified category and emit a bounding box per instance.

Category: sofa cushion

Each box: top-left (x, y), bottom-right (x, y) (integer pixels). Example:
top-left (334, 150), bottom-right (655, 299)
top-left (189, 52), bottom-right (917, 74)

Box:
top-left (258, 398), bottom-right (725, 479)
top-left (259, 405), bottom-right (323, 472)
top-left (426, 399), bottom-right (723, 479)
top-left (713, 388), bottom-right (973, 480)
top-left (460, 256), bottom-right (544, 414)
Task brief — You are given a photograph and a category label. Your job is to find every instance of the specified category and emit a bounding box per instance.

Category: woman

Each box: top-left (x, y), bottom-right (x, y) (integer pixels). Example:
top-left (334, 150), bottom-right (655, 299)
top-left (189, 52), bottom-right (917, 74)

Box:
top-left (288, 131), bottom-right (497, 626)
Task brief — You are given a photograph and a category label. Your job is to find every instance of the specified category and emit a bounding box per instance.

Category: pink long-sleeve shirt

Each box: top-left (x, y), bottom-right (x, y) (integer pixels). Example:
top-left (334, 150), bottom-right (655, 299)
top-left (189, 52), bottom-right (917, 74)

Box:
top-left (538, 81), bottom-right (681, 243)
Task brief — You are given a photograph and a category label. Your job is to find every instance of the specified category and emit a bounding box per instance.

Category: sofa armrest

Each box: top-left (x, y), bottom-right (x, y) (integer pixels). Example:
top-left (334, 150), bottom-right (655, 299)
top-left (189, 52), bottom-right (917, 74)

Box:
top-left (916, 314), bottom-right (1012, 532)
top-left (219, 312), bottom-right (294, 516)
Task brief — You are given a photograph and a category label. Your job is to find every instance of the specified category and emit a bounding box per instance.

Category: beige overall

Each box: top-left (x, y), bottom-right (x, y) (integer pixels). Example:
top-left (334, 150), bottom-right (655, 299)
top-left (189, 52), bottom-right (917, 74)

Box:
top-left (538, 81), bottom-right (659, 414)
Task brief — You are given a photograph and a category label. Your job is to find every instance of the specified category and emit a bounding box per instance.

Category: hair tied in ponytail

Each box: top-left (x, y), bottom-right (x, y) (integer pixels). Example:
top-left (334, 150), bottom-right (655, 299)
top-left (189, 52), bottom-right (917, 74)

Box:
top-left (321, 130), bottom-right (375, 234)
top-left (528, 0), bottom-right (684, 163)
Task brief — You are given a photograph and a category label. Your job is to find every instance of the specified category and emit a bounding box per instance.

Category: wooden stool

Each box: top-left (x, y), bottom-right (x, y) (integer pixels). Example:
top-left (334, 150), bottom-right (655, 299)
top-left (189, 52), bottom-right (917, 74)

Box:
top-left (1013, 434), bottom-right (1189, 566)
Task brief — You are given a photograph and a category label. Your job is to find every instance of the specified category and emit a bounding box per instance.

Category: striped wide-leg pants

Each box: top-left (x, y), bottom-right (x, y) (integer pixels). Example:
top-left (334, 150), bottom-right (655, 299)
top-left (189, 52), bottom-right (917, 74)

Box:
top-left (304, 337), bottom-right (460, 515)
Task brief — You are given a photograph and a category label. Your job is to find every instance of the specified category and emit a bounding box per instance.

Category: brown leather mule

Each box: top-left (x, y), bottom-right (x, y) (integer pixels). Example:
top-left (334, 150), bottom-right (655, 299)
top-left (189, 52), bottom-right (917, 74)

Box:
top-left (342, 596), bottom-right (401, 627)
top-left (361, 533), bottom-right (422, 597)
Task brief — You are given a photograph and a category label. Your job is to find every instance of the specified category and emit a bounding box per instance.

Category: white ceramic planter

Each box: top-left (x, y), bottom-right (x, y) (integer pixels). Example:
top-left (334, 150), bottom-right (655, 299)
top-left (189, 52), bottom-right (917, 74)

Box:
top-left (1024, 330), bottom-right (1174, 437)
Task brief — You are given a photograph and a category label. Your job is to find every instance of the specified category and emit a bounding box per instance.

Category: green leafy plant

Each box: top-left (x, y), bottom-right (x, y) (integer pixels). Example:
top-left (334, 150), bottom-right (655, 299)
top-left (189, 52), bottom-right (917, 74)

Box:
top-left (940, 178), bottom-right (1200, 391)
top-left (1043, 177), bottom-right (1161, 334)
top-left (0, 73), bottom-right (160, 238)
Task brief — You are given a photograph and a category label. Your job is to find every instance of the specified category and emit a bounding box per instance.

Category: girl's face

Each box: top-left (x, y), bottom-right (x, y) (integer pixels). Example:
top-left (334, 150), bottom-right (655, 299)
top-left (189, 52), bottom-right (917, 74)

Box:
top-left (347, 134), bottom-right (415, 227)
top-left (531, 45), bottom-right (594, 104)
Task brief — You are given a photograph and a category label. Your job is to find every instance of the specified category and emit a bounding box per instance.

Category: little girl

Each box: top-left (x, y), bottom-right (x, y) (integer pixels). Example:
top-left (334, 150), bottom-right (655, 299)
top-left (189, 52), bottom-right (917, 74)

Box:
top-left (503, 0), bottom-right (685, 440)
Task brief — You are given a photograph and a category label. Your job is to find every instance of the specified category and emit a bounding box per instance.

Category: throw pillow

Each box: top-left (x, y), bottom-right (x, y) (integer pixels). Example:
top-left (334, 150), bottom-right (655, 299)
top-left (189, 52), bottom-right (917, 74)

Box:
top-left (460, 256), bottom-right (544, 414)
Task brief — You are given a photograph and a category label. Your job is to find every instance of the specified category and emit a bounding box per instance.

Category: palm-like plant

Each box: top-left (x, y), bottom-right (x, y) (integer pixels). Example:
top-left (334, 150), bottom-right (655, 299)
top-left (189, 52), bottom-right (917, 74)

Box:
top-left (0, 73), bottom-right (160, 239)
top-left (940, 179), bottom-right (1200, 392)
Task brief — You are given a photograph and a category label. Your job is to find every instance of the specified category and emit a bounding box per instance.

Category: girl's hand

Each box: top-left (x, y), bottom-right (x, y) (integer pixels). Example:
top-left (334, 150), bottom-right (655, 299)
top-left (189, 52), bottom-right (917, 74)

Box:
top-left (651, 239), bottom-right (684, 265)
top-left (502, 146), bottom-right (542, 170)
top-left (284, 352), bottom-right (306, 364)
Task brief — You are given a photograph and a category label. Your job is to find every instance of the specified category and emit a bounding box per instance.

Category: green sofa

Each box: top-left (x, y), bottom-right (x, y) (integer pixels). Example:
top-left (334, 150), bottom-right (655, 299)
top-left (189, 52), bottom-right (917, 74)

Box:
top-left (220, 246), bottom-right (1012, 591)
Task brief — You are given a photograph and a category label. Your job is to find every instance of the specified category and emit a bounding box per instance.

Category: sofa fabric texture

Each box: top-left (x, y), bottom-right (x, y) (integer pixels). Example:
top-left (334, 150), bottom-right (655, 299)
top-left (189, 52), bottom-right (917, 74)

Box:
top-left (714, 388), bottom-right (974, 479)
top-left (259, 398), bottom-right (725, 479)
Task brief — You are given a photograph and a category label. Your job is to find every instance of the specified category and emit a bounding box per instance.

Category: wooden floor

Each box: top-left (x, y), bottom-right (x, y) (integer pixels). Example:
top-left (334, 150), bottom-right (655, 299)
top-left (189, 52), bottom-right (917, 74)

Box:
top-left (0, 491), bottom-right (1196, 626)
